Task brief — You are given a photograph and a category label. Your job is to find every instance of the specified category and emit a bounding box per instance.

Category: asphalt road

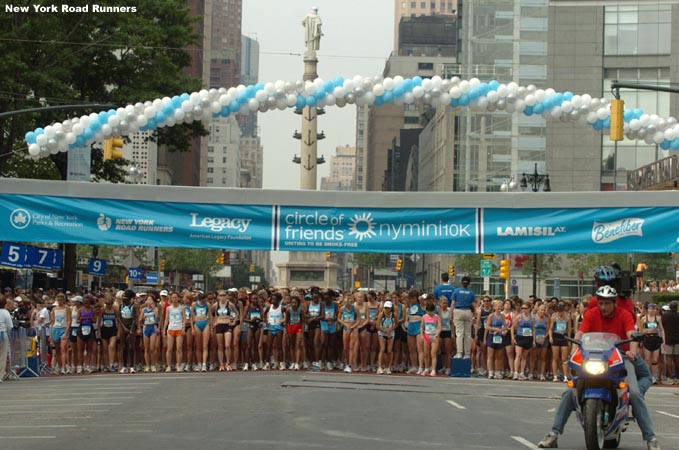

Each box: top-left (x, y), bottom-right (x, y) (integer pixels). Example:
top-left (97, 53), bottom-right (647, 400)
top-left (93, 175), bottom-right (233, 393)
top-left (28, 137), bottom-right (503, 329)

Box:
top-left (1, 372), bottom-right (678, 450)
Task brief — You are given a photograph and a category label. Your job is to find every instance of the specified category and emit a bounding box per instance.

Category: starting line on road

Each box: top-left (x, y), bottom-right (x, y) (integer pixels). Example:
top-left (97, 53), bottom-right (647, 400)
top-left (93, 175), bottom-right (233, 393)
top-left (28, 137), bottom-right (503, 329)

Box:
top-left (445, 399), bottom-right (466, 410)
top-left (657, 411), bottom-right (679, 419)
top-left (511, 435), bottom-right (540, 450)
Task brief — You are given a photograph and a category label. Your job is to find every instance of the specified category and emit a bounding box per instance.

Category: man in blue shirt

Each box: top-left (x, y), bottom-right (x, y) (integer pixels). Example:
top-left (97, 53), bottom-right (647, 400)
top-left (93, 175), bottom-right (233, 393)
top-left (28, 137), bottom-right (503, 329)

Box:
top-left (433, 272), bottom-right (455, 306)
top-left (451, 276), bottom-right (476, 359)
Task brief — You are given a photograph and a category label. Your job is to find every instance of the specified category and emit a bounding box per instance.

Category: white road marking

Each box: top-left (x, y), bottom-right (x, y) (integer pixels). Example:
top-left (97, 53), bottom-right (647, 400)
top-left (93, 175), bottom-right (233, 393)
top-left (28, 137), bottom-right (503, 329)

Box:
top-left (511, 436), bottom-right (540, 450)
top-left (0, 436), bottom-right (56, 439)
top-left (0, 397), bottom-right (133, 404)
top-left (0, 425), bottom-right (75, 429)
top-left (657, 411), bottom-right (679, 419)
top-left (0, 409), bottom-right (109, 414)
top-left (446, 399), bottom-right (467, 410)
top-left (547, 408), bottom-right (555, 412)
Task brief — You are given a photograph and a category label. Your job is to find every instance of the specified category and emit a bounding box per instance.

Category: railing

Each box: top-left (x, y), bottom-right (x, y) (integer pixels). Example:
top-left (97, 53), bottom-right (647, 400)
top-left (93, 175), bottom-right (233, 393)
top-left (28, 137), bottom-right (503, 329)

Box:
top-left (440, 63), bottom-right (513, 80)
top-left (627, 154), bottom-right (679, 190)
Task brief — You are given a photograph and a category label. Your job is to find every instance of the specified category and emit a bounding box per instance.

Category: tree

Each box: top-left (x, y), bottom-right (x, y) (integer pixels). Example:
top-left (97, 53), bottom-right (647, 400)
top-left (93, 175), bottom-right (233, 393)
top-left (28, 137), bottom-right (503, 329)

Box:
top-left (455, 254), bottom-right (484, 276)
top-left (0, 0), bottom-right (204, 177)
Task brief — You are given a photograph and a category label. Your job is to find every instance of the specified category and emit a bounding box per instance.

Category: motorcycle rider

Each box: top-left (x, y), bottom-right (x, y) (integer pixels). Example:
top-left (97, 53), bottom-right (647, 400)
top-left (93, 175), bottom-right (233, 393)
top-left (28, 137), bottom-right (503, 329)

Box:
top-left (537, 285), bottom-right (660, 450)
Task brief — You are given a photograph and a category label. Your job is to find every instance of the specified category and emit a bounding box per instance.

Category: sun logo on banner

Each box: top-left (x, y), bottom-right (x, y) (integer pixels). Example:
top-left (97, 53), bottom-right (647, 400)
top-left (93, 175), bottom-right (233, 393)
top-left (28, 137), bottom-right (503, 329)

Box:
top-left (348, 213), bottom-right (377, 241)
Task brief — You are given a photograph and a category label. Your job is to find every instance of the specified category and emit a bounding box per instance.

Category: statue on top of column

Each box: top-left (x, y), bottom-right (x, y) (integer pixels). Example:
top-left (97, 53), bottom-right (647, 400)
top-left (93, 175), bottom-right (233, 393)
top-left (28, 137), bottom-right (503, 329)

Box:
top-left (302, 7), bottom-right (323, 57)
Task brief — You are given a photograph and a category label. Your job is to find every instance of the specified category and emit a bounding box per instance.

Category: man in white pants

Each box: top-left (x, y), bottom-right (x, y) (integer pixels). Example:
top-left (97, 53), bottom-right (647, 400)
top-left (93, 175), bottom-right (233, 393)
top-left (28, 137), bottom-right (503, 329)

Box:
top-left (451, 276), bottom-right (476, 359)
top-left (0, 295), bottom-right (15, 382)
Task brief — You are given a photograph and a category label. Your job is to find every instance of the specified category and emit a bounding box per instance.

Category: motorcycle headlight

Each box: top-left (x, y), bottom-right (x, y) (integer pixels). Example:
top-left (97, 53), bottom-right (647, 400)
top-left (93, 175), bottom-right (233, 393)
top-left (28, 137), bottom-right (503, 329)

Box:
top-left (584, 360), bottom-right (608, 375)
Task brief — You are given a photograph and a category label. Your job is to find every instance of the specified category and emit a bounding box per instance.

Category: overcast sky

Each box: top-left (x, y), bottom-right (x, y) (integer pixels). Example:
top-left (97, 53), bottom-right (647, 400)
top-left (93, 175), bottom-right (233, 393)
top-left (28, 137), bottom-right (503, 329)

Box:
top-left (242, 1), bottom-right (393, 191)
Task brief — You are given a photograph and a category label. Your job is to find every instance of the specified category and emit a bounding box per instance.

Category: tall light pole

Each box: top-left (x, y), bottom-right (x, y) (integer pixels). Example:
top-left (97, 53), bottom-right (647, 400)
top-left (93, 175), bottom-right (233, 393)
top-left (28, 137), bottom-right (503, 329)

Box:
top-left (520, 163), bottom-right (551, 297)
top-left (500, 177), bottom-right (517, 298)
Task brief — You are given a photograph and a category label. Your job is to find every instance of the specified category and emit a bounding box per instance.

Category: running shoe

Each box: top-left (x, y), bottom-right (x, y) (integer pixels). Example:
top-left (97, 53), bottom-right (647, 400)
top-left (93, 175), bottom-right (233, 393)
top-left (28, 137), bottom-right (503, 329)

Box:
top-left (646, 438), bottom-right (660, 450)
top-left (77, 366), bottom-right (83, 374)
top-left (165, 366), bottom-right (171, 373)
top-left (344, 365), bottom-right (352, 373)
top-left (540, 375), bottom-right (546, 381)
top-left (494, 372), bottom-right (503, 380)
top-left (430, 369), bottom-right (436, 377)
top-left (151, 366), bottom-right (157, 373)
top-left (453, 352), bottom-right (463, 359)
top-left (326, 362), bottom-right (333, 371)
top-left (243, 363), bottom-right (249, 371)
top-left (144, 366), bottom-right (150, 373)
top-left (130, 367), bottom-right (136, 374)
top-left (120, 367), bottom-right (128, 374)
top-left (201, 364), bottom-right (207, 372)
top-left (518, 374), bottom-right (528, 381)
top-left (407, 367), bottom-right (418, 374)
top-left (513, 372), bottom-right (519, 380)
top-left (488, 371), bottom-right (494, 379)
top-left (226, 364), bottom-right (233, 372)
top-left (302, 361), bottom-right (310, 369)
top-left (279, 362), bottom-right (286, 371)
top-left (385, 368), bottom-right (392, 375)
top-left (263, 362), bottom-right (270, 371)
top-left (294, 363), bottom-right (300, 371)
top-left (421, 369), bottom-right (429, 376)
top-left (416, 367), bottom-right (424, 375)
top-left (537, 432), bottom-right (558, 448)
top-left (252, 363), bottom-right (258, 371)
top-left (377, 367), bottom-right (384, 375)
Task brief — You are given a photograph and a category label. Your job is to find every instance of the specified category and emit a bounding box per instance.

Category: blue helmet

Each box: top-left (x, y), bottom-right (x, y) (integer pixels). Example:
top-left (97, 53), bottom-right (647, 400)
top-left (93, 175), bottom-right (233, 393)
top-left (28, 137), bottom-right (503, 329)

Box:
top-left (594, 265), bottom-right (616, 282)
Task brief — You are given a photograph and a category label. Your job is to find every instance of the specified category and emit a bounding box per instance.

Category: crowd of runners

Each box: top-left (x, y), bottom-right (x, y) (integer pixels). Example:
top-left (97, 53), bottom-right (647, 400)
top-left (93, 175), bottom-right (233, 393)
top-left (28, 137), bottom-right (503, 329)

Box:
top-left (1, 279), bottom-right (678, 383)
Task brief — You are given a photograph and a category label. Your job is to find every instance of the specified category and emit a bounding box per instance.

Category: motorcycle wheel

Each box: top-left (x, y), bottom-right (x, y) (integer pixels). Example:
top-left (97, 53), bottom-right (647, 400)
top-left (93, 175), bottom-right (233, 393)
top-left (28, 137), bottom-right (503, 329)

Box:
top-left (603, 429), bottom-right (621, 449)
top-left (583, 398), bottom-right (605, 450)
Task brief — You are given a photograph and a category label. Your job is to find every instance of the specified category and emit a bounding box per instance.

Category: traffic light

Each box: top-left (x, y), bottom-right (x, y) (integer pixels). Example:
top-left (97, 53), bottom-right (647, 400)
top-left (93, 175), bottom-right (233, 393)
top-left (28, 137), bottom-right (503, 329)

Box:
top-left (215, 252), bottom-right (225, 264)
top-left (160, 258), bottom-right (166, 271)
top-left (395, 258), bottom-right (403, 272)
top-left (609, 99), bottom-right (624, 142)
top-left (103, 138), bottom-right (124, 160)
top-left (449, 264), bottom-right (454, 278)
top-left (499, 259), bottom-right (510, 279)
top-left (325, 252), bottom-right (331, 260)
top-left (249, 263), bottom-right (255, 273)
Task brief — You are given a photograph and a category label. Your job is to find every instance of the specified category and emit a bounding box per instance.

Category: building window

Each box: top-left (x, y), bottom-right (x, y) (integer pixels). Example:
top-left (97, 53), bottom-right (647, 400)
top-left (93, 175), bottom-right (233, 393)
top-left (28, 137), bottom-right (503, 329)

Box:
top-left (418, 62), bottom-right (434, 70)
top-left (208, 146), bottom-right (214, 153)
top-left (404, 116), bottom-right (420, 124)
top-left (604, 5), bottom-right (671, 56)
top-left (410, 1), bottom-right (416, 7)
top-left (420, 2), bottom-right (426, 8)
top-left (207, 157), bottom-right (214, 163)
top-left (207, 177), bottom-right (214, 183)
top-left (431, 2), bottom-right (435, 8)
top-left (223, 157), bottom-right (227, 163)
top-left (207, 168), bottom-right (214, 173)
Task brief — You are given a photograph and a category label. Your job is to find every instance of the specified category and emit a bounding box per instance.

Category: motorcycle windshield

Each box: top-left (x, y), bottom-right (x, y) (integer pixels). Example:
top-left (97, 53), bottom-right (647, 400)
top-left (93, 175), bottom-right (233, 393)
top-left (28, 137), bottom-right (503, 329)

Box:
top-left (581, 332), bottom-right (620, 350)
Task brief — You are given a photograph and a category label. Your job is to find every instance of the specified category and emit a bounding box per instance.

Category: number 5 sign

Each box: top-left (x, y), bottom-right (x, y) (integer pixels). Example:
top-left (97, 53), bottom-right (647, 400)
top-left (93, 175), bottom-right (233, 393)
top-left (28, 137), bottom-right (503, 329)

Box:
top-left (88, 258), bottom-right (107, 276)
top-left (1, 242), bottom-right (27, 268)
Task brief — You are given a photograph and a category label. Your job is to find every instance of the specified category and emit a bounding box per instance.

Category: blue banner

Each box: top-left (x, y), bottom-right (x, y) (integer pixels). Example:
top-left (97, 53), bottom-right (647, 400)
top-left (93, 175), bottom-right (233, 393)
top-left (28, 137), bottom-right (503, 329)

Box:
top-left (88, 258), bottom-right (107, 276)
top-left (483, 207), bottom-right (679, 254)
top-left (0, 194), bottom-right (273, 250)
top-left (276, 206), bottom-right (477, 253)
top-left (28, 246), bottom-right (54, 270)
top-left (52, 249), bottom-right (63, 270)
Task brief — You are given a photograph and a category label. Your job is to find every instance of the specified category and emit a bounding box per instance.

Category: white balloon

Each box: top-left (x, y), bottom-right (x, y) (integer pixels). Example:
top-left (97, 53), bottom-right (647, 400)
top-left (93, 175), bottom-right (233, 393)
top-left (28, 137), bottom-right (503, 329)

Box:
top-left (108, 115), bottom-right (120, 127)
top-left (136, 115), bottom-right (148, 127)
top-left (325, 94), bottom-right (336, 106)
top-left (459, 80), bottom-right (470, 93)
top-left (535, 89), bottom-right (546, 102)
top-left (218, 94), bottom-right (229, 106)
top-left (431, 76), bottom-right (442, 89)
top-left (236, 85), bottom-right (246, 94)
top-left (586, 112), bottom-right (598, 124)
top-left (525, 94), bottom-right (537, 106)
top-left (487, 91), bottom-right (499, 104)
top-left (373, 84), bottom-right (385, 96)
top-left (561, 101), bottom-right (573, 113)
top-left (477, 97), bottom-right (489, 110)
top-left (355, 96), bottom-right (367, 107)
top-left (393, 76), bottom-right (404, 85)
top-left (144, 106), bottom-right (156, 118)
top-left (497, 85), bottom-right (508, 97)
top-left (28, 143), bottom-right (40, 156)
top-left (581, 94), bottom-right (592, 105)
top-left (101, 124), bottom-right (112, 136)
top-left (664, 129), bottom-right (676, 141)
top-left (65, 132), bottom-right (76, 144)
top-left (450, 87), bottom-right (461, 99)
top-left (550, 106), bottom-right (562, 119)
top-left (412, 86), bottom-right (425, 98)
top-left (333, 86), bottom-right (346, 98)
top-left (644, 134), bottom-right (655, 145)
top-left (343, 79), bottom-right (355, 92)
top-left (507, 82), bottom-right (519, 94)
top-left (515, 99), bottom-right (526, 113)
top-left (469, 78), bottom-right (480, 88)
top-left (210, 102), bottom-right (221, 113)
top-left (629, 119), bottom-right (641, 131)
top-left (286, 94), bottom-right (297, 107)
top-left (264, 82), bottom-right (275, 95)
top-left (596, 107), bottom-right (609, 120)
top-left (653, 131), bottom-right (664, 144)
top-left (364, 92), bottom-right (375, 105)
top-left (255, 90), bottom-right (267, 102)
top-left (639, 114), bottom-right (650, 127)
top-left (274, 80), bottom-right (285, 91)
top-left (440, 92), bottom-right (451, 106)
top-left (571, 95), bottom-right (582, 108)
top-left (403, 92), bottom-right (415, 104)
top-left (383, 77), bottom-right (395, 91)
top-left (72, 123), bottom-right (83, 135)
top-left (545, 88), bottom-right (556, 97)
top-left (649, 114), bottom-right (660, 126)
top-left (44, 126), bottom-right (55, 138)
top-left (421, 78), bottom-right (433, 92)
top-left (275, 98), bottom-right (287, 110)
top-left (304, 82), bottom-right (315, 95)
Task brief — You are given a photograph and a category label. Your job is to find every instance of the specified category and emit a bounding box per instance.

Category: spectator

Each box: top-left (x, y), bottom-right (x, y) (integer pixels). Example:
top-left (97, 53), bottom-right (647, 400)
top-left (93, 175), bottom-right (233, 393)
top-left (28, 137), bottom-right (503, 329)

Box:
top-left (636, 260), bottom-right (648, 291)
top-left (0, 295), bottom-right (14, 382)
top-left (661, 301), bottom-right (679, 384)
top-left (433, 272), bottom-right (455, 307)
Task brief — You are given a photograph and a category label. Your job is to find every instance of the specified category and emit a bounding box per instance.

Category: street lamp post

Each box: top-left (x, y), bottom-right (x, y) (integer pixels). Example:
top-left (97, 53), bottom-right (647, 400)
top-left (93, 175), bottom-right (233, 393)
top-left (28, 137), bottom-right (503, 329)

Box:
top-left (520, 163), bottom-right (551, 297)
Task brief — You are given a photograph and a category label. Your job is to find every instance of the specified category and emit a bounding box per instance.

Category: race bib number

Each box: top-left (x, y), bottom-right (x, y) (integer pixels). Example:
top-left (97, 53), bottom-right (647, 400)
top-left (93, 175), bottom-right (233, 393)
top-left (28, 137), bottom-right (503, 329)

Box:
top-left (492, 334), bottom-right (503, 344)
top-left (326, 310), bottom-right (335, 319)
top-left (522, 327), bottom-right (533, 337)
top-left (555, 322), bottom-right (567, 333)
top-left (103, 319), bottom-right (114, 328)
top-left (71, 328), bottom-right (78, 337)
top-left (647, 322), bottom-right (657, 330)
top-left (424, 322), bottom-right (437, 335)
top-left (81, 325), bottom-right (92, 336)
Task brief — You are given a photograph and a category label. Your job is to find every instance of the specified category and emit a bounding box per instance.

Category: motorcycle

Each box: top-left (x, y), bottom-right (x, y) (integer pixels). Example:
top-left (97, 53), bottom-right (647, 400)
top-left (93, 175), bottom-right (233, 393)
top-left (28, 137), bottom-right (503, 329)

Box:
top-left (563, 332), bottom-right (643, 450)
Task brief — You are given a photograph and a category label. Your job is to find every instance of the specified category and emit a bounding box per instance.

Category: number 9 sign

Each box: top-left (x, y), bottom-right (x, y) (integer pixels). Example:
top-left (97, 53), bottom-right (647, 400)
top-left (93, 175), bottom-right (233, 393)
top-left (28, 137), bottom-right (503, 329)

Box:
top-left (88, 258), bottom-right (107, 276)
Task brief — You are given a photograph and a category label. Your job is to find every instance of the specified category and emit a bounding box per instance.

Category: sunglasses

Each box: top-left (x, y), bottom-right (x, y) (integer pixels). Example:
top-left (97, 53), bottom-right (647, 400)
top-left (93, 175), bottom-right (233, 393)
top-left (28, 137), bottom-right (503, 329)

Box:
top-left (521, 307), bottom-right (529, 310)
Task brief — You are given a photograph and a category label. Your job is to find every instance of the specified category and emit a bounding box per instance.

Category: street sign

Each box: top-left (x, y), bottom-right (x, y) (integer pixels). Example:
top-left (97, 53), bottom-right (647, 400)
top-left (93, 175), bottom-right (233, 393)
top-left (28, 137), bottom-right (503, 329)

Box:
top-left (87, 258), bottom-right (107, 276)
top-left (128, 267), bottom-right (142, 281)
top-left (482, 253), bottom-right (497, 260)
top-left (145, 272), bottom-right (158, 284)
top-left (480, 260), bottom-right (492, 277)
top-left (483, 277), bottom-right (490, 291)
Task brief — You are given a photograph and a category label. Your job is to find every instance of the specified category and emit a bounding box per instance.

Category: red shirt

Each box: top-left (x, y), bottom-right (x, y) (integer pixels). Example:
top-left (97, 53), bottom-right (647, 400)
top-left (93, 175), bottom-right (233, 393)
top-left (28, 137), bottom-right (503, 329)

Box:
top-left (579, 306), bottom-right (635, 351)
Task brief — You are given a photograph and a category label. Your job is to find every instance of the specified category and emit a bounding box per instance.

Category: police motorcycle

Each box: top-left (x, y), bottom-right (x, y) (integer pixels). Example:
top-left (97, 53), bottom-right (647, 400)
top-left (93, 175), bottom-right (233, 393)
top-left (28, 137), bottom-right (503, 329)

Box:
top-left (561, 330), bottom-right (644, 450)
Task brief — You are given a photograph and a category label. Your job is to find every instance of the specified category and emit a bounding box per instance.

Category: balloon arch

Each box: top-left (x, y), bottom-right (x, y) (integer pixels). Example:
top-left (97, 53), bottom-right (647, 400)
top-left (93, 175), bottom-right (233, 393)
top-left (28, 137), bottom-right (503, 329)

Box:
top-left (23, 75), bottom-right (679, 158)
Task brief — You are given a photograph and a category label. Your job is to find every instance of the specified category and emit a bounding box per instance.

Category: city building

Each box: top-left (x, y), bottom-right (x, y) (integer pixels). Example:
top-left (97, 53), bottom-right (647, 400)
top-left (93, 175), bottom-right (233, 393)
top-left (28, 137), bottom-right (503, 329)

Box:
top-left (320, 145), bottom-right (356, 191)
top-left (121, 131), bottom-right (157, 185)
top-left (205, 117), bottom-right (241, 187)
top-left (240, 136), bottom-right (263, 188)
top-left (239, 35), bottom-right (260, 138)
top-left (394, 0), bottom-right (457, 51)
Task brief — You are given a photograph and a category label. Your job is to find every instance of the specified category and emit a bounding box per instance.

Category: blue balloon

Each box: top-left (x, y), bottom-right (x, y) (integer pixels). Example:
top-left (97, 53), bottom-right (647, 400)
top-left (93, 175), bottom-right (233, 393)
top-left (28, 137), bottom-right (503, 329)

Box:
top-left (324, 81), bottom-right (334, 92)
top-left (479, 83), bottom-right (489, 95)
top-left (163, 105), bottom-right (174, 116)
top-left (147, 119), bottom-right (157, 129)
top-left (25, 131), bottom-right (36, 144)
top-left (403, 79), bottom-right (414, 91)
top-left (296, 96), bottom-right (306, 109)
top-left (633, 109), bottom-right (643, 119)
top-left (237, 93), bottom-right (248, 104)
top-left (156, 112), bottom-right (166, 123)
top-left (524, 106), bottom-right (534, 116)
top-left (212, 112), bottom-right (220, 118)
top-left (374, 96), bottom-right (384, 106)
top-left (335, 77), bottom-right (345, 87)
top-left (180, 93), bottom-right (190, 102)
top-left (564, 92), bottom-right (573, 101)
top-left (315, 90), bottom-right (325, 100)
top-left (171, 96), bottom-right (181, 108)
top-left (660, 140), bottom-right (671, 150)
top-left (593, 121), bottom-right (603, 131)
top-left (306, 96), bottom-right (317, 107)
top-left (383, 92), bottom-right (393, 103)
top-left (83, 129), bottom-right (94, 140)
top-left (35, 127), bottom-right (44, 135)
top-left (75, 136), bottom-right (85, 147)
top-left (533, 104), bottom-right (544, 115)
top-left (90, 121), bottom-right (101, 132)
top-left (488, 80), bottom-right (500, 90)
top-left (393, 86), bottom-right (404, 98)
top-left (450, 98), bottom-right (459, 108)
top-left (220, 108), bottom-right (230, 118)
top-left (255, 83), bottom-right (264, 91)
top-left (107, 109), bottom-right (116, 116)
top-left (468, 89), bottom-right (479, 100)
top-left (623, 110), bottom-right (633, 121)
top-left (98, 112), bottom-right (109, 124)
top-left (229, 101), bottom-right (240, 113)
top-left (603, 118), bottom-right (611, 129)
top-left (458, 94), bottom-right (469, 106)
top-left (245, 85), bottom-right (256, 97)
top-left (553, 93), bottom-right (564, 104)
top-left (413, 76), bottom-right (423, 86)
top-left (671, 139), bottom-right (679, 150)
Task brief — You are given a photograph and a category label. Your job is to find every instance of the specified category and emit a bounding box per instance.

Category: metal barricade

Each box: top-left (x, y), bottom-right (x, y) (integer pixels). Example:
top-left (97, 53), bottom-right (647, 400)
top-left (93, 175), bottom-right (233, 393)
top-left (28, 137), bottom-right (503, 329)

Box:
top-left (7, 327), bottom-right (40, 380)
top-left (37, 326), bottom-right (54, 374)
